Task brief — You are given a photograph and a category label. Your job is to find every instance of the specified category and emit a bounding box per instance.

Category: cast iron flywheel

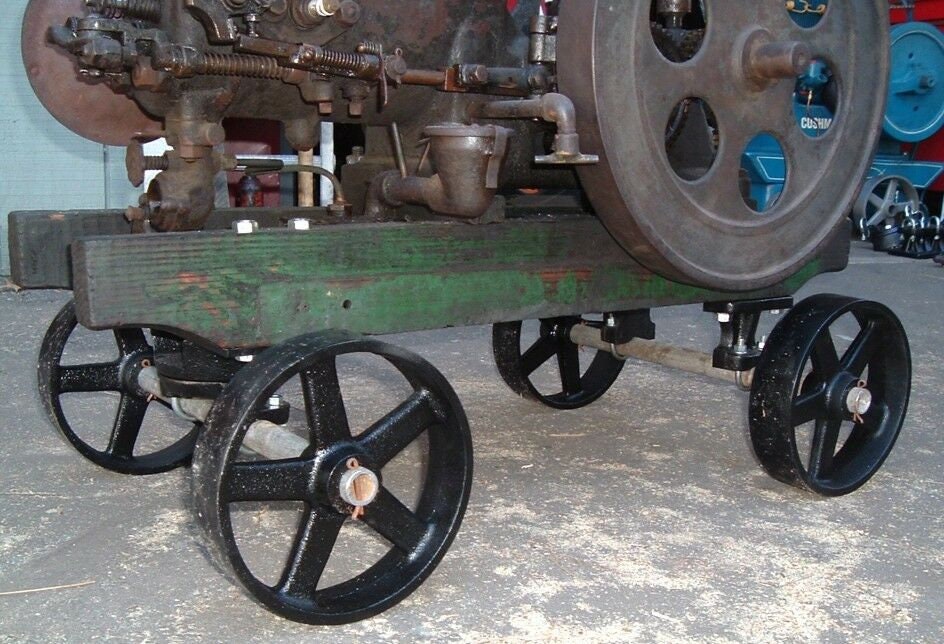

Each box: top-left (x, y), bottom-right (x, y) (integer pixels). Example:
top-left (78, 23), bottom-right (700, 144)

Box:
top-left (558, 1), bottom-right (890, 291)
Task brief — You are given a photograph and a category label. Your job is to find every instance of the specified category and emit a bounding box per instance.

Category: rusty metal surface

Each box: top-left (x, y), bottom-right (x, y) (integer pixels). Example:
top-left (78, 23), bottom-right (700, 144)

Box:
top-left (558, 0), bottom-right (890, 291)
top-left (22, 0), bottom-right (162, 145)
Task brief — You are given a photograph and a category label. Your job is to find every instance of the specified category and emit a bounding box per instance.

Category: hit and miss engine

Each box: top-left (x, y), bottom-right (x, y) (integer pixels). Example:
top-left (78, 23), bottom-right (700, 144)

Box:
top-left (26, 0), bottom-right (889, 291)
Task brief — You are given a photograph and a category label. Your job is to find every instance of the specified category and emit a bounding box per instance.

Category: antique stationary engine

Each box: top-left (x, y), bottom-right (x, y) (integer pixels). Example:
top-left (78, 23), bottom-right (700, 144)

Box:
top-left (24, 0), bottom-right (889, 289)
top-left (10, 0), bottom-right (911, 626)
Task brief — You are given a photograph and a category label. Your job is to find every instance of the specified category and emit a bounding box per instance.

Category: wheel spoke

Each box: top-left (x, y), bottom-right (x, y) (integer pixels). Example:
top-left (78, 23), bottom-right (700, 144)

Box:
top-left (223, 459), bottom-right (313, 503)
top-left (808, 418), bottom-right (842, 480)
top-left (520, 336), bottom-right (558, 376)
top-left (840, 320), bottom-right (878, 377)
top-left (884, 179), bottom-right (899, 207)
top-left (358, 391), bottom-right (439, 467)
top-left (557, 342), bottom-right (583, 396)
top-left (300, 359), bottom-right (351, 450)
top-left (810, 331), bottom-right (840, 379)
top-left (868, 192), bottom-right (885, 210)
top-left (106, 394), bottom-right (148, 459)
top-left (792, 386), bottom-right (826, 426)
top-left (361, 487), bottom-right (430, 554)
top-left (58, 363), bottom-right (121, 393)
top-left (858, 400), bottom-right (889, 433)
top-left (278, 507), bottom-right (346, 599)
top-left (114, 329), bottom-right (150, 355)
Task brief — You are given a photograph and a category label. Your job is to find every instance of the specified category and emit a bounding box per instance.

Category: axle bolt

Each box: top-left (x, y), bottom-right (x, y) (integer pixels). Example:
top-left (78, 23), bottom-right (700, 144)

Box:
top-left (846, 385), bottom-right (873, 417)
top-left (339, 460), bottom-right (380, 507)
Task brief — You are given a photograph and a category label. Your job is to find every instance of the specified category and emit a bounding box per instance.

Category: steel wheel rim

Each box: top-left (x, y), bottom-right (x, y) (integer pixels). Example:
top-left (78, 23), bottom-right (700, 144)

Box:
top-left (749, 295), bottom-right (910, 496)
top-left (37, 300), bottom-right (199, 475)
top-left (193, 331), bottom-right (473, 624)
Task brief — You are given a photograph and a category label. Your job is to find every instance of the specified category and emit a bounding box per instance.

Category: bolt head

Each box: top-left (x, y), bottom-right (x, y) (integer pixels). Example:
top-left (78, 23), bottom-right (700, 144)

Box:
top-left (288, 218), bottom-right (312, 231)
top-left (846, 387), bottom-right (873, 416)
top-left (233, 219), bottom-right (259, 235)
top-left (717, 313), bottom-right (731, 323)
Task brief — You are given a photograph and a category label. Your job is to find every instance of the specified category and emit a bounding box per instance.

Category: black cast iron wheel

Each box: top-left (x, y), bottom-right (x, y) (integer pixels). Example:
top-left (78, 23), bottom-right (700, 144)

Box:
top-left (37, 300), bottom-right (199, 475)
top-left (749, 295), bottom-right (911, 496)
top-left (492, 317), bottom-right (625, 410)
top-left (192, 331), bottom-right (473, 625)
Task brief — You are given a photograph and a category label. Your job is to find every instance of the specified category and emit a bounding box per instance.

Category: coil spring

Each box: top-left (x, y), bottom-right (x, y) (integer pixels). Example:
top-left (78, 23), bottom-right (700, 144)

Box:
top-left (88, 0), bottom-right (161, 22)
top-left (317, 48), bottom-right (371, 73)
top-left (197, 53), bottom-right (289, 80)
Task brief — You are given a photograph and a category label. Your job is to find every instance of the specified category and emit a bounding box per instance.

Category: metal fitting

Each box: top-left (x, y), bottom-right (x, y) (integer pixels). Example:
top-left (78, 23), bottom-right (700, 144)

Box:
top-left (846, 386), bottom-right (873, 416)
top-left (339, 467), bottom-right (380, 507)
top-left (287, 218), bottom-right (313, 231)
top-left (309, 0), bottom-right (341, 17)
top-left (233, 220), bottom-right (259, 235)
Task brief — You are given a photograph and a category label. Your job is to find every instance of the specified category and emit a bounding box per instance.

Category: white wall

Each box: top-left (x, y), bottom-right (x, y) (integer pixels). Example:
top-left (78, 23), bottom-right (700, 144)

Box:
top-left (1, 2), bottom-right (138, 275)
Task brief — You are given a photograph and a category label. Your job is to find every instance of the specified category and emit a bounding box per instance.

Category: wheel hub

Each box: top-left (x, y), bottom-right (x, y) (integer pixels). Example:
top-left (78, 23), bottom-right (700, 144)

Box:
top-left (845, 385), bottom-right (873, 417)
top-left (319, 448), bottom-right (383, 513)
top-left (338, 459), bottom-right (380, 508)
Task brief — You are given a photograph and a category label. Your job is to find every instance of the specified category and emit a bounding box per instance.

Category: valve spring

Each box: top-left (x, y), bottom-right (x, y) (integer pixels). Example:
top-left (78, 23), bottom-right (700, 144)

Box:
top-left (197, 53), bottom-right (289, 80)
top-left (88, 0), bottom-right (162, 22)
top-left (317, 48), bottom-right (371, 73)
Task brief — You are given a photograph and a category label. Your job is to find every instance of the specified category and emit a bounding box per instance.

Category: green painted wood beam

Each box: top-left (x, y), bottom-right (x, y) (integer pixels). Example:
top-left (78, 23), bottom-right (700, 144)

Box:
top-left (71, 216), bottom-right (848, 351)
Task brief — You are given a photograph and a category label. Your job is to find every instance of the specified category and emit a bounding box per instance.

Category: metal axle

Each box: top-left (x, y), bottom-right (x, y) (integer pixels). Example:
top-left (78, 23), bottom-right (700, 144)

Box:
top-left (137, 367), bottom-right (308, 459)
top-left (569, 324), bottom-right (754, 390)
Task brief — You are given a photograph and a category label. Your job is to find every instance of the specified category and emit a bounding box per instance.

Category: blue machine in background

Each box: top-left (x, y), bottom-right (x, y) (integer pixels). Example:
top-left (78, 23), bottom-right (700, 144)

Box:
top-left (742, 10), bottom-right (944, 256)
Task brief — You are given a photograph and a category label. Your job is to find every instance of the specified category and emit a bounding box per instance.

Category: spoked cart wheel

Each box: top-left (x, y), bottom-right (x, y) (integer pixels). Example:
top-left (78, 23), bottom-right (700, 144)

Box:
top-left (192, 331), bottom-right (473, 625)
top-left (492, 316), bottom-right (625, 410)
top-left (38, 300), bottom-right (199, 475)
top-left (749, 295), bottom-right (911, 496)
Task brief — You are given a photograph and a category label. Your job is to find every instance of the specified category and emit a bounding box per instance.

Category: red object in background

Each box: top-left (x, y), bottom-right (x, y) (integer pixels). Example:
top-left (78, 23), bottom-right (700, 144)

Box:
top-left (890, 0), bottom-right (944, 25)
top-left (224, 119), bottom-right (282, 207)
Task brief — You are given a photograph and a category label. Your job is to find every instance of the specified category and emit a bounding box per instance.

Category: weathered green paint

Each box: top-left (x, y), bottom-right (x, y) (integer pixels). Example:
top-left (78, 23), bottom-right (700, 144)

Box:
top-left (71, 217), bottom-right (844, 351)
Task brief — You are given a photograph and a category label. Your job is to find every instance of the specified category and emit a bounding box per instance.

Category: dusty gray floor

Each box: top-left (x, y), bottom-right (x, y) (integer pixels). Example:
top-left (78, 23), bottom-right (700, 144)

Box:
top-left (0, 243), bottom-right (941, 643)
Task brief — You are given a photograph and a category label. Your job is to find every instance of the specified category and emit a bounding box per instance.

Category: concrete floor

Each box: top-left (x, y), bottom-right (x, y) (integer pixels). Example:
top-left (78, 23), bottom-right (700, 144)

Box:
top-left (0, 243), bottom-right (941, 643)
